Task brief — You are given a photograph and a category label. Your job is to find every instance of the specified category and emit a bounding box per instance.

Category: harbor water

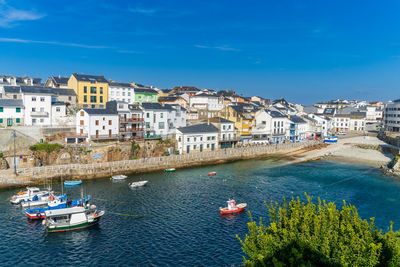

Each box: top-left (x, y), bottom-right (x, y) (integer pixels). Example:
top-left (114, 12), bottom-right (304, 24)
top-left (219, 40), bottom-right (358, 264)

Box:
top-left (1, 159), bottom-right (400, 266)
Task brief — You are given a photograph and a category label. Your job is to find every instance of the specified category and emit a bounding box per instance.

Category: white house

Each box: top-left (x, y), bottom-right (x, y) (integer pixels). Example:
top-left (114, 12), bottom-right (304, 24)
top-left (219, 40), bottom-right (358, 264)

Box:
top-left (189, 93), bottom-right (224, 119)
top-left (165, 104), bottom-right (187, 135)
top-left (22, 87), bottom-right (54, 126)
top-left (108, 82), bottom-right (135, 104)
top-left (384, 99), bottom-right (400, 133)
top-left (287, 115), bottom-right (308, 142)
top-left (349, 112), bottom-right (366, 132)
top-left (141, 103), bottom-right (169, 138)
top-left (333, 115), bottom-right (350, 133)
top-left (252, 109), bottom-right (287, 144)
top-left (76, 108), bottom-right (119, 142)
top-left (209, 117), bottom-right (238, 148)
top-left (0, 99), bottom-right (24, 127)
top-left (306, 113), bottom-right (332, 137)
top-left (176, 123), bottom-right (219, 154)
top-left (106, 101), bottom-right (144, 141)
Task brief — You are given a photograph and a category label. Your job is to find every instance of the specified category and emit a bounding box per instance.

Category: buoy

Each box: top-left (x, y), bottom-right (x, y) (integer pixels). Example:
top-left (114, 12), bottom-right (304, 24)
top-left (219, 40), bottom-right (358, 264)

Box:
top-left (42, 220), bottom-right (46, 225)
top-left (206, 196), bottom-right (208, 199)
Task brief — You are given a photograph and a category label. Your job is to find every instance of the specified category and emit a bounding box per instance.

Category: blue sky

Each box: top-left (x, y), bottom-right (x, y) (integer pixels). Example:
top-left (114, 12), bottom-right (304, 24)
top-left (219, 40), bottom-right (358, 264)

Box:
top-left (0, 0), bottom-right (400, 104)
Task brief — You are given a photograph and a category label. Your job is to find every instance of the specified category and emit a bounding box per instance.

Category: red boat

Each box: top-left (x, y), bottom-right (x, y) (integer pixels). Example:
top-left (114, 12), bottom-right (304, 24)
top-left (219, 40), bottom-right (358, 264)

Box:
top-left (208, 172), bottom-right (216, 176)
top-left (219, 199), bottom-right (247, 214)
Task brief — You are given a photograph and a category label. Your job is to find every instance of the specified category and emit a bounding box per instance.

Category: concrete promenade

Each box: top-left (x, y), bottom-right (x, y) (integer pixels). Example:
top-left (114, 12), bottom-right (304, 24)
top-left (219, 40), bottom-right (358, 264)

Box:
top-left (0, 140), bottom-right (321, 188)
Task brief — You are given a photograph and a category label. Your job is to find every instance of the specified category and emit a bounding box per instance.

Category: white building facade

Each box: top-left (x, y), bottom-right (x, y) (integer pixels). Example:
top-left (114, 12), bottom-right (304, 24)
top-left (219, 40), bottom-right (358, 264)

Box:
top-left (384, 100), bottom-right (400, 133)
top-left (76, 109), bottom-right (119, 141)
top-left (176, 123), bottom-right (219, 154)
top-left (108, 82), bottom-right (135, 104)
top-left (0, 99), bottom-right (24, 127)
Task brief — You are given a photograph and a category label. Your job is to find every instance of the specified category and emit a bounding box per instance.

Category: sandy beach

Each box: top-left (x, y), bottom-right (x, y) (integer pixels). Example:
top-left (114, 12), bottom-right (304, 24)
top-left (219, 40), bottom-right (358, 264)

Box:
top-left (288, 135), bottom-right (397, 168)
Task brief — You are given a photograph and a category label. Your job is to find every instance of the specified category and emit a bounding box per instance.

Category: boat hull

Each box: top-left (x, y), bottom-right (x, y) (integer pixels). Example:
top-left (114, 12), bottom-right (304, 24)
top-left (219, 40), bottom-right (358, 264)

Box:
top-left (26, 210), bottom-right (45, 220)
top-left (46, 218), bottom-right (101, 233)
top-left (165, 169), bottom-right (175, 172)
top-left (208, 172), bottom-right (216, 176)
top-left (219, 203), bottom-right (247, 214)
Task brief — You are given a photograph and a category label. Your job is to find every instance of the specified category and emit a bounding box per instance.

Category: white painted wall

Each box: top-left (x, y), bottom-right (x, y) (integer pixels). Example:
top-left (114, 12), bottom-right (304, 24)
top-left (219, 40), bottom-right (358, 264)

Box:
top-left (76, 110), bottom-right (119, 140)
top-left (176, 130), bottom-right (218, 154)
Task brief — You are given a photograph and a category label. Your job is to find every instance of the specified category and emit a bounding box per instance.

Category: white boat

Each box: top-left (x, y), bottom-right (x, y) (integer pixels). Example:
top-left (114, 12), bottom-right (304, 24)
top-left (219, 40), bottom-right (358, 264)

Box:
top-left (112, 175), bottom-right (128, 180)
top-left (21, 193), bottom-right (51, 208)
top-left (10, 187), bottom-right (50, 204)
top-left (129, 181), bottom-right (148, 188)
top-left (44, 205), bottom-right (105, 232)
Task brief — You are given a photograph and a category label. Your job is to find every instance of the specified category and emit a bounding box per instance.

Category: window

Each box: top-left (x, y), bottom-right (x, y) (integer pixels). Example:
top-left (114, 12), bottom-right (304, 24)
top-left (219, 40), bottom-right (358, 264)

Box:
top-left (80, 111), bottom-right (84, 116)
top-left (128, 92), bottom-right (131, 96)
top-left (32, 108), bottom-right (36, 112)
top-left (32, 119), bottom-right (36, 124)
top-left (40, 97), bottom-right (45, 102)
top-left (0, 107), bottom-right (3, 112)
top-left (187, 138), bottom-right (190, 142)
top-left (207, 136), bottom-right (210, 141)
top-left (40, 119), bottom-right (44, 123)
top-left (160, 113), bottom-right (163, 118)
top-left (223, 125), bottom-right (226, 130)
top-left (32, 97), bottom-right (36, 101)
top-left (16, 118), bottom-right (20, 123)
top-left (95, 120), bottom-right (99, 126)
top-left (90, 87), bottom-right (97, 94)
top-left (178, 137), bottom-right (181, 142)
top-left (16, 107), bottom-right (21, 113)
top-left (84, 95), bottom-right (87, 103)
top-left (80, 120), bottom-right (84, 125)
top-left (159, 122), bottom-right (165, 129)
top-left (13, 95), bottom-right (17, 99)
top-left (193, 145), bottom-right (197, 150)
top-left (194, 137), bottom-right (197, 142)
top-left (212, 136), bottom-right (215, 140)
top-left (92, 104), bottom-right (96, 108)
top-left (100, 96), bottom-right (103, 103)
top-left (146, 113), bottom-right (150, 118)
top-left (146, 122), bottom-right (150, 128)
top-left (84, 86), bottom-right (87, 93)
top-left (200, 137), bottom-right (203, 141)
top-left (0, 118), bottom-right (2, 123)
top-left (56, 107), bottom-right (60, 112)
top-left (122, 92), bottom-right (125, 96)
top-left (207, 144), bottom-right (210, 148)
top-left (90, 96), bottom-right (97, 103)
top-left (109, 120), bottom-right (112, 125)
top-left (40, 107), bottom-right (44, 112)
top-left (68, 96), bottom-right (72, 101)
top-left (100, 87), bottom-right (103, 94)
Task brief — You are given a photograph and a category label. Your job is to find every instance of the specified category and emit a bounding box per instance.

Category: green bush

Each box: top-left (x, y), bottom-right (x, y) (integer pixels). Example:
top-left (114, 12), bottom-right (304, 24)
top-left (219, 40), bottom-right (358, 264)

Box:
top-left (29, 143), bottom-right (64, 153)
top-left (175, 150), bottom-right (180, 155)
top-left (238, 193), bottom-right (400, 266)
top-left (0, 152), bottom-right (3, 158)
top-left (163, 151), bottom-right (170, 156)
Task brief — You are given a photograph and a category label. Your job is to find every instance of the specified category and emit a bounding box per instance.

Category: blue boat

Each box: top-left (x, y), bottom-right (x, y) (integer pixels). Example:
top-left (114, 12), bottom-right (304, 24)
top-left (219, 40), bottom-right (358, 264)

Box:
top-left (25, 195), bottom-right (91, 220)
top-left (324, 136), bottom-right (338, 143)
top-left (64, 180), bottom-right (82, 186)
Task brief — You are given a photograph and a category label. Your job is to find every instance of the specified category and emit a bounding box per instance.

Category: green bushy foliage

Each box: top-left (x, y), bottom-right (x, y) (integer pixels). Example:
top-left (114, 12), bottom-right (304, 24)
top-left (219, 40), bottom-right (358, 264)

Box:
top-left (29, 143), bottom-right (64, 153)
top-left (238, 193), bottom-right (400, 266)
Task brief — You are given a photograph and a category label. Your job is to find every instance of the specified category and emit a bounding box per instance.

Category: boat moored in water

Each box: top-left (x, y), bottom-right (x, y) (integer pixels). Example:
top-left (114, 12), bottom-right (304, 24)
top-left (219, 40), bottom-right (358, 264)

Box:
top-left (208, 172), bottom-right (217, 176)
top-left (112, 175), bottom-right (128, 180)
top-left (165, 168), bottom-right (176, 172)
top-left (10, 187), bottom-right (50, 204)
top-left (43, 205), bottom-right (104, 232)
top-left (129, 181), bottom-right (148, 188)
top-left (219, 199), bottom-right (247, 214)
top-left (64, 180), bottom-right (82, 186)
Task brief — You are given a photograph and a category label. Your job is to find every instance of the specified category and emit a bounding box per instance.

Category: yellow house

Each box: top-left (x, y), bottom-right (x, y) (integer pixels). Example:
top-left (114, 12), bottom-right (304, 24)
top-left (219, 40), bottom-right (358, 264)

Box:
top-left (68, 73), bottom-right (109, 108)
top-left (222, 104), bottom-right (255, 137)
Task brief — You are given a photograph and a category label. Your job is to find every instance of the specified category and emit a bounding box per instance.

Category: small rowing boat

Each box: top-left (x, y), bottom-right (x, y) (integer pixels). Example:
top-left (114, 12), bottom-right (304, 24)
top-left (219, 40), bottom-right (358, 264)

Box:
top-left (165, 168), bottom-right (176, 172)
top-left (112, 175), bottom-right (127, 180)
top-left (208, 172), bottom-right (216, 176)
top-left (219, 199), bottom-right (247, 214)
top-left (64, 180), bottom-right (82, 186)
top-left (129, 181), bottom-right (148, 188)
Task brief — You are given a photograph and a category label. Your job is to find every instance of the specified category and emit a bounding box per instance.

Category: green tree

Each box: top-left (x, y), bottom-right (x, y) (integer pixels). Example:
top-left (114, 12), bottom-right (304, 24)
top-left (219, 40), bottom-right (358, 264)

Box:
top-left (238, 193), bottom-right (400, 266)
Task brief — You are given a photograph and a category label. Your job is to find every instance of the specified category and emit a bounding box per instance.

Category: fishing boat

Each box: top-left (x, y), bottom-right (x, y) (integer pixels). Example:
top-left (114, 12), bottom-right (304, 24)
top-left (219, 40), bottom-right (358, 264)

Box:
top-left (111, 175), bottom-right (127, 180)
top-left (219, 199), bottom-right (247, 214)
top-left (129, 181), bottom-right (148, 188)
top-left (43, 205), bottom-right (105, 232)
top-left (324, 136), bottom-right (338, 143)
top-left (10, 187), bottom-right (50, 204)
top-left (25, 194), bottom-right (68, 219)
top-left (64, 180), bottom-right (82, 186)
top-left (21, 193), bottom-right (52, 208)
top-left (25, 195), bottom-right (91, 220)
top-left (208, 172), bottom-right (217, 176)
top-left (165, 168), bottom-right (176, 172)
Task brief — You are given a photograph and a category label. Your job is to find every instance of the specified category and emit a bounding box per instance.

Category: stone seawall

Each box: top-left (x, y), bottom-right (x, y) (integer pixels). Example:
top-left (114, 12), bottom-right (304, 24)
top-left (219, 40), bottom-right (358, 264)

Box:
top-left (1, 141), bottom-right (321, 188)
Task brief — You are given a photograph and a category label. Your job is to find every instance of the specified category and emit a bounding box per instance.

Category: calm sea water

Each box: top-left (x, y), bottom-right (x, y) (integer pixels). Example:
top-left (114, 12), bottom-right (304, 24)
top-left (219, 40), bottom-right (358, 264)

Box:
top-left (1, 159), bottom-right (400, 266)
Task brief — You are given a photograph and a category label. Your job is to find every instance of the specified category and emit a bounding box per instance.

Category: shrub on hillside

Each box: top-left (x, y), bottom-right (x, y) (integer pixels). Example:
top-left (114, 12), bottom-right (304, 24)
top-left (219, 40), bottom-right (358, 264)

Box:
top-left (29, 143), bottom-right (64, 154)
top-left (238, 194), bottom-right (400, 266)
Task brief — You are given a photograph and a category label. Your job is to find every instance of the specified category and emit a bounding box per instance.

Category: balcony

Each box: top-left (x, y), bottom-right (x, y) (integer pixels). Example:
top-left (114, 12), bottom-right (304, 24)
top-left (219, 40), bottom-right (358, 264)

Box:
top-left (120, 135), bottom-right (144, 142)
top-left (120, 117), bottom-right (144, 123)
top-left (31, 111), bottom-right (49, 117)
top-left (62, 132), bottom-right (88, 138)
top-left (90, 134), bottom-right (119, 140)
top-left (119, 127), bottom-right (144, 133)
